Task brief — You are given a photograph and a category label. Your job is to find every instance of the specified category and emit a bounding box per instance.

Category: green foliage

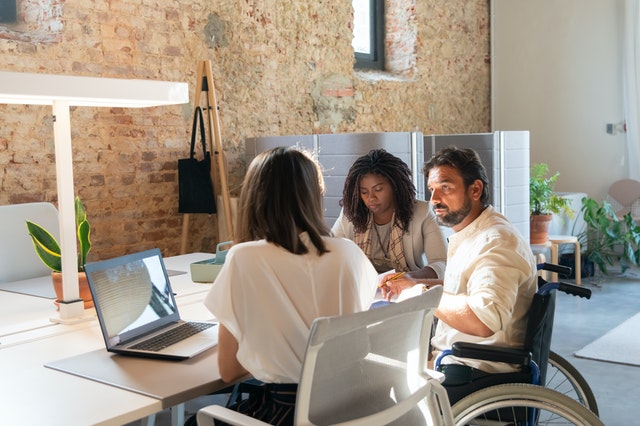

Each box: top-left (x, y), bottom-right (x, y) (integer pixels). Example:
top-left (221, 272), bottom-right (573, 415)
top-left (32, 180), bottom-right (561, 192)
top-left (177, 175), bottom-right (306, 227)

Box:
top-left (577, 197), bottom-right (640, 275)
top-left (26, 197), bottom-right (92, 272)
top-left (530, 163), bottom-right (574, 216)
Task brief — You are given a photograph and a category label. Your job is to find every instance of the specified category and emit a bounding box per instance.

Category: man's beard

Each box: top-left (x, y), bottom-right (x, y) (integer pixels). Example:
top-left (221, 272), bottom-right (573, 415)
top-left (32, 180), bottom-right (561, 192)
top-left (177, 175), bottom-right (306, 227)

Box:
top-left (434, 196), bottom-right (472, 227)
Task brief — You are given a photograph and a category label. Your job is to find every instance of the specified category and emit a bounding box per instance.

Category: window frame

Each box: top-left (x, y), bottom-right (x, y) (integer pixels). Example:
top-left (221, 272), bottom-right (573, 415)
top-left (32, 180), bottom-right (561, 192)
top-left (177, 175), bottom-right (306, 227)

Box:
top-left (354, 0), bottom-right (385, 70)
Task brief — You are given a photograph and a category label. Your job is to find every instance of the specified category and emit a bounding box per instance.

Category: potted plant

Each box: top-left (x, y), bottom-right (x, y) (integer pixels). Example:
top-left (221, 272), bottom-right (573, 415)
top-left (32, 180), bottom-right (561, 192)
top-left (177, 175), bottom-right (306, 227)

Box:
top-left (574, 196), bottom-right (640, 276)
top-left (529, 163), bottom-right (573, 244)
top-left (25, 196), bottom-right (93, 308)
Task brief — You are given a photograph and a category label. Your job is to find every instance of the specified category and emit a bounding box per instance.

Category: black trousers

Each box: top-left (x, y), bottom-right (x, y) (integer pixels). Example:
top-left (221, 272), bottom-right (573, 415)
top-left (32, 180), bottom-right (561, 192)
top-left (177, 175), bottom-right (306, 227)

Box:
top-left (438, 364), bottom-right (532, 405)
top-left (218, 382), bottom-right (298, 426)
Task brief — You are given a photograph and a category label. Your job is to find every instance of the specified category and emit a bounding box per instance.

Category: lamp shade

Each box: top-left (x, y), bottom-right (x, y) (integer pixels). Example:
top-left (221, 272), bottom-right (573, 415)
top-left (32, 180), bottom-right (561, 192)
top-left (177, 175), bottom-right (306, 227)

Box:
top-left (0, 71), bottom-right (188, 107)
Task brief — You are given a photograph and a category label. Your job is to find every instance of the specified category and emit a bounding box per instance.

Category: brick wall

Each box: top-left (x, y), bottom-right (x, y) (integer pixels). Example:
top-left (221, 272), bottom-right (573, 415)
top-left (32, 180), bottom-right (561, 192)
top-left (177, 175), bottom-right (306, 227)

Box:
top-left (0, 0), bottom-right (490, 261)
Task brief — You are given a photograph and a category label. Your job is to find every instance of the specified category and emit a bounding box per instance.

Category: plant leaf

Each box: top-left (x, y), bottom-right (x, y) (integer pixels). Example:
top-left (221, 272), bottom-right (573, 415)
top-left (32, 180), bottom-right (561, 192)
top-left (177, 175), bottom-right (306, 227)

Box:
top-left (26, 197), bottom-right (92, 273)
top-left (75, 197), bottom-right (87, 229)
top-left (25, 220), bottom-right (62, 272)
top-left (77, 219), bottom-right (91, 271)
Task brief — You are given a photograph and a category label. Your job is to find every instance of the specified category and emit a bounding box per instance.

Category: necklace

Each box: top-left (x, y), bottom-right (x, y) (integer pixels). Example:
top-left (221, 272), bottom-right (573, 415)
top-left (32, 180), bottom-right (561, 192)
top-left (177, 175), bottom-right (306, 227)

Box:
top-left (373, 222), bottom-right (391, 260)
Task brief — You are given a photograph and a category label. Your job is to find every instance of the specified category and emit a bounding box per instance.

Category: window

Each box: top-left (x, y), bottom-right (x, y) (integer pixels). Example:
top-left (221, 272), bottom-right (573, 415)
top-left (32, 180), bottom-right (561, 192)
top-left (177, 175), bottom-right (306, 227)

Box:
top-left (0, 0), bottom-right (62, 43)
top-left (352, 0), bottom-right (385, 70)
top-left (0, 0), bottom-right (17, 24)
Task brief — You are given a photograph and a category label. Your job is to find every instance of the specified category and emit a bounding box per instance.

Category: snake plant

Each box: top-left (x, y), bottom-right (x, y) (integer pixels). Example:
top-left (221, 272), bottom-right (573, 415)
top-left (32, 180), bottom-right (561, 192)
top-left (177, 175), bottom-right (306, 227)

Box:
top-left (25, 197), bottom-right (92, 272)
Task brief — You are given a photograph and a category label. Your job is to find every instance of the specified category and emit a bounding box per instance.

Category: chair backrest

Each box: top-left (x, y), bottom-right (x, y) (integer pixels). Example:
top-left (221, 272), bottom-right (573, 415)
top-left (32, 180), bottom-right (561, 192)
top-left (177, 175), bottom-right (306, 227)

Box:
top-left (606, 178), bottom-right (640, 219)
top-left (0, 202), bottom-right (59, 282)
top-left (522, 276), bottom-right (557, 384)
top-left (294, 286), bottom-right (453, 426)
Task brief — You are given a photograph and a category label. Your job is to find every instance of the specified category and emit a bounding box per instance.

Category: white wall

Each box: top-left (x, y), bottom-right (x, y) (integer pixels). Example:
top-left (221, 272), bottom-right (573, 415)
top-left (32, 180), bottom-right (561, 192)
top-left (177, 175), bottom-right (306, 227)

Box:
top-left (492, 0), bottom-right (627, 200)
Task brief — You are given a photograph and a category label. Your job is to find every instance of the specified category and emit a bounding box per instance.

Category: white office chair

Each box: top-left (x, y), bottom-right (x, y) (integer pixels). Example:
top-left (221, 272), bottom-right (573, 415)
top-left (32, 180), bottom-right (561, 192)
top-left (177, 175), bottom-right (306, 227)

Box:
top-left (197, 286), bottom-right (454, 426)
top-left (0, 202), bottom-right (59, 282)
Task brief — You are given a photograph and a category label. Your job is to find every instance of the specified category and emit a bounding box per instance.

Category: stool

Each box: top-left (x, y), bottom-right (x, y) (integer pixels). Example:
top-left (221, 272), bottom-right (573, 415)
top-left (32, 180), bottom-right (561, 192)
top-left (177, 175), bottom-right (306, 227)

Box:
top-left (548, 235), bottom-right (581, 285)
top-left (530, 240), bottom-right (553, 281)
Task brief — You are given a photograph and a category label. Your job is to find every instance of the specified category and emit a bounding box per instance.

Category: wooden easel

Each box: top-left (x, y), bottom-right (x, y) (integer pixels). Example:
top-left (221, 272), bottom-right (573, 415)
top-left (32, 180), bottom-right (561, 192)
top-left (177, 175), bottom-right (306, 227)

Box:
top-left (180, 60), bottom-right (234, 253)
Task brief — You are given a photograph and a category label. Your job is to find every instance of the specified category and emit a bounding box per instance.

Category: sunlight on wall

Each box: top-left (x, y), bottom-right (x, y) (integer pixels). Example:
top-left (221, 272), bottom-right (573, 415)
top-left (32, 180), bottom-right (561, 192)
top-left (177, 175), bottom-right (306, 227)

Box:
top-left (0, 0), bottom-right (63, 44)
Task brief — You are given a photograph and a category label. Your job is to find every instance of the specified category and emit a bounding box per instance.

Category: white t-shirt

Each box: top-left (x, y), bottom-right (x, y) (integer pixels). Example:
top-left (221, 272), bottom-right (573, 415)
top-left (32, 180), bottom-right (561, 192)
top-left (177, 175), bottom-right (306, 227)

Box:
top-left (204, 232), bottom-right (379, 383)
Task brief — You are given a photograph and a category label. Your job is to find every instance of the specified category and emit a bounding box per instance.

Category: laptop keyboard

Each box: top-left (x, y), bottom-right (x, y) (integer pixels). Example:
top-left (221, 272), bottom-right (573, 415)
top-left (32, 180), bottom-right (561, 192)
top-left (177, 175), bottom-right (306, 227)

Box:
top-left (130, 322), bottom-right (215, 352)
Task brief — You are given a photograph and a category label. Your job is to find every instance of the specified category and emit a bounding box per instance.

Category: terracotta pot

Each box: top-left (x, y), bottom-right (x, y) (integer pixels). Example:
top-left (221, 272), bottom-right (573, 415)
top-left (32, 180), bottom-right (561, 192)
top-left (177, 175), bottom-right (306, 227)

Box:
top-left (530, 214), bottom-right (553, 244)
top-left (51, 271), bottom-right (94, 310)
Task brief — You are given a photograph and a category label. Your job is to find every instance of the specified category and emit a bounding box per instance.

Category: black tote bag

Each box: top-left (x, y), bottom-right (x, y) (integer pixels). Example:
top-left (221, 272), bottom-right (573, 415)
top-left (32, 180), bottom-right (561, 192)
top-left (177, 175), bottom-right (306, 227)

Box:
top-left (178, 106), bottom-right (217, 214)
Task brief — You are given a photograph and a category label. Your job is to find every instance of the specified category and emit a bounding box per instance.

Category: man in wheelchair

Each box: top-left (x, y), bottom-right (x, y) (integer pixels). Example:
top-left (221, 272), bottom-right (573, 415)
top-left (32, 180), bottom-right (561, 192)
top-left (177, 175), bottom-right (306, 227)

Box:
top-left (380, 146), bottom-right (538, 405)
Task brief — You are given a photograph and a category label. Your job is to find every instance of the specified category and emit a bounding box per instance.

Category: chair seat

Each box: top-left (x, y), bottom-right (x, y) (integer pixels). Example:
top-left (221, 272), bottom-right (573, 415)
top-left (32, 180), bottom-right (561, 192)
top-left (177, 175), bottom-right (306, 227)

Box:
top-left (531, 236), bottom-right (581, 284)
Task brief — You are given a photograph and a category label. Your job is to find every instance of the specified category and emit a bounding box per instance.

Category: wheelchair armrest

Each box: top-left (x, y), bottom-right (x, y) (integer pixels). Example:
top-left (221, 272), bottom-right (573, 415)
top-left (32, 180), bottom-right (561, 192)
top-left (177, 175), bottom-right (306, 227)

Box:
top-left (451, 341), bottom-right (532, 366)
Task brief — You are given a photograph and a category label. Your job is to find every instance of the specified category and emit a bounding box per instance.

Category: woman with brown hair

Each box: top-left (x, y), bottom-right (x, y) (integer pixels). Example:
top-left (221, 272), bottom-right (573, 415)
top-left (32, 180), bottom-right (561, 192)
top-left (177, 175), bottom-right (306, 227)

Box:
top-left (203, 146), bottom-right (378, 425)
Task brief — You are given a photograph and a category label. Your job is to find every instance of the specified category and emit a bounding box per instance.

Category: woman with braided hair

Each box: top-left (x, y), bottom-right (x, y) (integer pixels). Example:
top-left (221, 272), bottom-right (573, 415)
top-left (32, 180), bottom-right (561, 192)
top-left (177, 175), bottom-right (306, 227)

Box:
top-left (332, 148), bottom-right (447, 282)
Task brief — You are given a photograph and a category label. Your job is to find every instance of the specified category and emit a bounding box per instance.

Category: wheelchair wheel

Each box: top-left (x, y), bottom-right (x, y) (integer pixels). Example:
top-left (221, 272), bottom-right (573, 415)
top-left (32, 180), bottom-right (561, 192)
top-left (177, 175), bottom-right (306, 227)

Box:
top-left (547, 351), bottom-right (599, 415)
top-left (451, 383), bottom-right (603, 426)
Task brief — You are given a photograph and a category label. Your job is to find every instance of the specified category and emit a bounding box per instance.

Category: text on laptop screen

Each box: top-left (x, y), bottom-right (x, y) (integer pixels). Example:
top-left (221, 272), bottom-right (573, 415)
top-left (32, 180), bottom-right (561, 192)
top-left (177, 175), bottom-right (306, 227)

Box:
top-left (88, 254), bottom-right (177, 340)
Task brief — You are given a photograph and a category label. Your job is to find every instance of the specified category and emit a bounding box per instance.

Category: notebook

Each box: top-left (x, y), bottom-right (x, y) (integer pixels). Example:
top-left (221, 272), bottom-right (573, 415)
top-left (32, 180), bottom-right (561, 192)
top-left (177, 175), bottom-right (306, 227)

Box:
top-left (84, 248), bottom-right (218, 360)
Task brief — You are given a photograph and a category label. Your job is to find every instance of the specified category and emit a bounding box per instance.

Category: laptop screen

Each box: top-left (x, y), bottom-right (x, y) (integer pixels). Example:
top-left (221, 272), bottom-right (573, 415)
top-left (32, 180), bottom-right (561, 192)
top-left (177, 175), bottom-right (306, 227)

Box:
top-left (85, 249), bottom-right (181, 347)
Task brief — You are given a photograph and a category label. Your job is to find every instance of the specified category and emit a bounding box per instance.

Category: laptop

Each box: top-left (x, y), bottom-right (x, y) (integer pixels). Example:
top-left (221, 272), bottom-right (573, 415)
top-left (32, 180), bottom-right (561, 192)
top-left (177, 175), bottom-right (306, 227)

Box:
top-left (84, 248), bottom-right (218, 360)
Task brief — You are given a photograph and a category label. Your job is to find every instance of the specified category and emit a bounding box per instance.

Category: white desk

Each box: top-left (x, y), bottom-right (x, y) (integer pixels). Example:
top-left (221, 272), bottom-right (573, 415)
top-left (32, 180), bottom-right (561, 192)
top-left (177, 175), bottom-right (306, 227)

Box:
top-left (0, 253), bottom-right (214, 344)
top-left (0, 253), bottom-right (225, 426)
top-left (1, 327), bottom-right (162, 426)
top-left (0, 290), bottom-right (59, 339)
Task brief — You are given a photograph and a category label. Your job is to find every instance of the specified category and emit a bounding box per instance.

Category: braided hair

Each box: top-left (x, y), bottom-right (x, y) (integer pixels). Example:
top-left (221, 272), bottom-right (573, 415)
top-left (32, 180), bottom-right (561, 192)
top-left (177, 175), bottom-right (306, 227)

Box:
top-left (340, 149), bottom-right (416, 233)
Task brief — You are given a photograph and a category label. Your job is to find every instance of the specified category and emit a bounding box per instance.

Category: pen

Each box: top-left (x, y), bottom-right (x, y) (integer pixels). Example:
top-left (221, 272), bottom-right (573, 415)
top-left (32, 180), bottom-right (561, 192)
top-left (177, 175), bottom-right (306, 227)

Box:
top-left (378, 271), bottom-right (405, 287)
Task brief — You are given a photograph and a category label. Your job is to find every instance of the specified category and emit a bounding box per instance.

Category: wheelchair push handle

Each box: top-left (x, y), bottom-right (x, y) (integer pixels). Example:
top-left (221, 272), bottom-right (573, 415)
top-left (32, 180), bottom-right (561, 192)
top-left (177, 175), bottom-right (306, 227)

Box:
top-left (536, 263), bottom-right (590, 298)
top-left (538, 280), bottom-right (591, 299)
top-left (537, 262), bottom-right (572, 276)
top-left (558, 282), bottom-right (592, 299)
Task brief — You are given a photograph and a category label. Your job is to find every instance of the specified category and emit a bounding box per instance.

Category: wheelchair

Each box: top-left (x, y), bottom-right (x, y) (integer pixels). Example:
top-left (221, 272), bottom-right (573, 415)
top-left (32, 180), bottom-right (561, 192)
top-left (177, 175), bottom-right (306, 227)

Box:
top-left (435, 263), bottom-right (600, 425)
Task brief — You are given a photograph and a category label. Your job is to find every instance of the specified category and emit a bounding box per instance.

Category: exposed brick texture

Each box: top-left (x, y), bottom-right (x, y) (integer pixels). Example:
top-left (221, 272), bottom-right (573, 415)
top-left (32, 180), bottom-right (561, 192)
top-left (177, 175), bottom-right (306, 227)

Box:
top-left (0, 0), bottom-right (490, 260)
